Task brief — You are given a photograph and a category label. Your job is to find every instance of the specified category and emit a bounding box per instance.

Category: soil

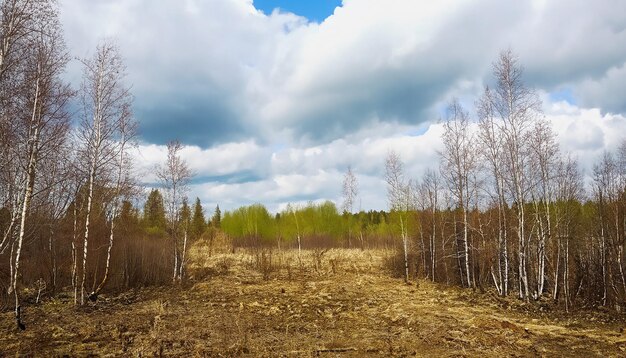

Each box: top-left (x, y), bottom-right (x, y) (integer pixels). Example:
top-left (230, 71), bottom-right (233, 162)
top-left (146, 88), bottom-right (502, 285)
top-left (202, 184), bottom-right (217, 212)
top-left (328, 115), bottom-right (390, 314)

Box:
top-left (1, 247), bottom-right (626, 357)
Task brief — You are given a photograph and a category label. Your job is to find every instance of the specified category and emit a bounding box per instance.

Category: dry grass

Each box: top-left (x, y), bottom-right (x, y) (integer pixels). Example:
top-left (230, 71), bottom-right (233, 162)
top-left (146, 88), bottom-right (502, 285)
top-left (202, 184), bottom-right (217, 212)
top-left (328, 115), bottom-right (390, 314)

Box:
top-left (1, 246), bottom-right (626, 356)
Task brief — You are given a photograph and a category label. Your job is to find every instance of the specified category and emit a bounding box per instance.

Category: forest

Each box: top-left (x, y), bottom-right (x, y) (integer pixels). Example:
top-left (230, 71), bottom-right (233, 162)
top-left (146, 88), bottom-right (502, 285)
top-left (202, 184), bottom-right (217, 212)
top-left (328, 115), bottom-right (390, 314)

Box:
top-left (1, 0), bottom-right (626, 355)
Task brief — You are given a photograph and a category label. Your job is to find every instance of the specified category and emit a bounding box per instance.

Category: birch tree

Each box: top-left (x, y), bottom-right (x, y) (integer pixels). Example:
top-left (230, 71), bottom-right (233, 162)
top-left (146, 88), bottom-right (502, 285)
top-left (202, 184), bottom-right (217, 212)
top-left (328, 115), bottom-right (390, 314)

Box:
top-left (553, 155), bottom-right (583, 310)
top-left (528, 118), bottom-right (559, 299)
top-left (0, 0), bottom-right (50, 256)
top-left (156, 140), bottom-right (192, 282)
top-left (419, 169), bottom-right (441, 282)
top-left (477, 86), bottom-right (510, 296)
top-left (342, 165), bottom-right (358, 247)
top-left (440, 99), bottom-right (478, 288)
top-left (76, 41), bottom-right (132, 305)
top-left (2, 0), bottom-right (71, 328)
top-left (178, 198), bottom-right (191, 280)
top-left (89, 96), bottom-right (135, 302)
top-left (481, 49), bottom-right (542, 300)
top-left (385, 150), bottom-right (413, 283)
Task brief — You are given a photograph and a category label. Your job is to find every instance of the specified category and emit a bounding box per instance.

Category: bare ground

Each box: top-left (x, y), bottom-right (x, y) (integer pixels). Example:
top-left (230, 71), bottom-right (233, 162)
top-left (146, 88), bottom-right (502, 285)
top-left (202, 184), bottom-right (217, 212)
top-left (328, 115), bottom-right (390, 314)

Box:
top-left (2, 247), bottom-right (626, 357)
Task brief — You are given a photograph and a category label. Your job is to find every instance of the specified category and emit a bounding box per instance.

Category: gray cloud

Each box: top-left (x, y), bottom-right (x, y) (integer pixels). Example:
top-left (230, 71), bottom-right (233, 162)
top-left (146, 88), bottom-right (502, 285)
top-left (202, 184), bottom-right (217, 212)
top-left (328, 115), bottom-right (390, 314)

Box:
top-left (137, 93), bottom-right (246, 146)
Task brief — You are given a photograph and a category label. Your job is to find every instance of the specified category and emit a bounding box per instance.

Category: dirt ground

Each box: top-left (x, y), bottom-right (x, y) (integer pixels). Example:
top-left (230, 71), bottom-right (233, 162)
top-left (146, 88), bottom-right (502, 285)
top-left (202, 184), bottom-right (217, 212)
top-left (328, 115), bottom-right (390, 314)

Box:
top-left (2, 246), bottom-right (626, 357)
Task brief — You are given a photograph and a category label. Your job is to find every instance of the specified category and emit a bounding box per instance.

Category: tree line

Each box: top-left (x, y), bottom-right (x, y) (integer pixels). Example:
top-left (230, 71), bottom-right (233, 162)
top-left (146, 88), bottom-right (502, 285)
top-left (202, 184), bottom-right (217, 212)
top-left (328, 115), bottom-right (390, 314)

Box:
top-left (223, 50), bottom-right (626, 312)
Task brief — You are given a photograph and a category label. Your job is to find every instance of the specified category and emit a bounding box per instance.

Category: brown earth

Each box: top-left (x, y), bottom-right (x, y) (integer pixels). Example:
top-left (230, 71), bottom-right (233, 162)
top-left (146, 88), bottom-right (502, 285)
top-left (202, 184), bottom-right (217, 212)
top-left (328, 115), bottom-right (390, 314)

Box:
top-left (1, 246), bottom-right (626, 357)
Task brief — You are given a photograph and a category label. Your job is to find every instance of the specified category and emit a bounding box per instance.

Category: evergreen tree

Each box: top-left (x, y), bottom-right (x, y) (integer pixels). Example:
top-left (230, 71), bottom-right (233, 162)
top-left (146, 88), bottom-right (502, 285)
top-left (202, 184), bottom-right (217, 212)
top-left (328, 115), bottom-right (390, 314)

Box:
top-left (143, 189), bottom-right (166, 235)
top-left (211, 204), bottom-right (221, 228)
top-left (180, 198), bottom-right (191, 233)
top-left (191, 197), bottom-right (206, 240)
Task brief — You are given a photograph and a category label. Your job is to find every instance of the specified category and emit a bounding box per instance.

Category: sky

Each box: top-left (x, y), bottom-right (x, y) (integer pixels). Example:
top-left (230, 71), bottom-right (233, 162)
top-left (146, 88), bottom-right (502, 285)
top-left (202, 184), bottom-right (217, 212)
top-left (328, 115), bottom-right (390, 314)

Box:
top-left (59, 0), bottom-right (626, 213)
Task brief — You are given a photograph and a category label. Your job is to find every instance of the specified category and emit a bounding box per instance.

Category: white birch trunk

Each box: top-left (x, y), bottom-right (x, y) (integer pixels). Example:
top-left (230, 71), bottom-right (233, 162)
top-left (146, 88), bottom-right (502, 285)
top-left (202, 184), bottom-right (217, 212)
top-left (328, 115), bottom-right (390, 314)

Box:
top-left (463, 207), bottom-right (471, 288)
top-left (402, 215), bottom-right (409, 284)
top-left (179, 228), bottom-right (188, 280)
top-left (81, 167), bottom-right (95, 305)
top-left (11, 72), bottom-right (42, 327)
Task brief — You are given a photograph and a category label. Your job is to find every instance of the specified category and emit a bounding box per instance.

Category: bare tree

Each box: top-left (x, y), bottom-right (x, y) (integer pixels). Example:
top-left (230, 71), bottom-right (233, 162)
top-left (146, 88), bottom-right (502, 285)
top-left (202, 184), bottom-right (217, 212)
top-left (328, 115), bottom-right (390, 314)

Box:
top-left (553, 154), bottom-right (584, 311)
top-left (157, 140), bottom-right (192, 282)
top-left (385, 150), bottom-right (414, 283)
top-left (477, 86), bottom-right (509, 296)
top-left (2, 0), bottom-right (72, 328)
top-left (342, 165), bottom-right (359, 247)
top-left (0, 0), bottom-right (53, 254)
top-left (593, 151), bottom-right (623, 306)
top-left (76, 41), bottom-right (132, 305)
top-left (481, 49), bottom-right (542, 300)
top-left (439, 99), bottom-right (478, 288)
top-left (342, 166), bottom-right (358, 213)
top-left (89, 93), bottom-right (135, 302)
top-left (419, 169), bottom-right (441, 282)
top-left (528, 118), bottom-right (559, 299)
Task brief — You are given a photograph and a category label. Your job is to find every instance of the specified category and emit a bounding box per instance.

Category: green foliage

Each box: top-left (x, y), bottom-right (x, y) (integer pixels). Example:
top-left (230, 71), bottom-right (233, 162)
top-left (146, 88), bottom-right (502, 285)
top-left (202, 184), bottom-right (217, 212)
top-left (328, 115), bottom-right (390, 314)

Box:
top-left (223, 200), bottom-right (406, 248)
top-left (211, 204), bottom-right (221, 228)
top-left (143, 189), bottom-right (166, 236)
top-left (222, 204), bottom-right (275, 245)
top-left (223, 201), bottom-right (364, 247)
top-left (191, 197), bottom-right (206, 240)
top-left (180, 197), bottom-right (191, 229)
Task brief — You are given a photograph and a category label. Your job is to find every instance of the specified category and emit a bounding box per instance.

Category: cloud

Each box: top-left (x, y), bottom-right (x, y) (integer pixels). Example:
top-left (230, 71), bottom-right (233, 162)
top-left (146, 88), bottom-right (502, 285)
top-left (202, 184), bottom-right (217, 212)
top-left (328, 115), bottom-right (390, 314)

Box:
top-left (140, 120), bottom-right (446, 212)
top-left (61, 1), bottom-right (626, 212)
top-left (61, 0), bottom-right (626, 148)
top-left (135, 99), bottom-right (626, 214)
top-left (576, 63), bottom-right (626, 113)
top-left (132, 140), bottom-right (270, 184)
top-left (546, 101), bottom-right (626, 177)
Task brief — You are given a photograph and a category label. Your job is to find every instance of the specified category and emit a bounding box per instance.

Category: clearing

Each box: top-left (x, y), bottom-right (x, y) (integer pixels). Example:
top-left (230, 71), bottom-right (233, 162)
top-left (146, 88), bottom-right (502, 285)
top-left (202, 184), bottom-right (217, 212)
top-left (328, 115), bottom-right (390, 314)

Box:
top-left (1, 247), bottom-right (626, 356)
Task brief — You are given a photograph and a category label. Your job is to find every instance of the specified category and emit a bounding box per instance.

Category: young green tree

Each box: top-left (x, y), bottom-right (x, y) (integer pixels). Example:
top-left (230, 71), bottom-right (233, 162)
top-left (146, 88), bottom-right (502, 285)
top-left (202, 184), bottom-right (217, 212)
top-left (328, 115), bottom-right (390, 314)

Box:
top-left (191, 197), bottom-right (206, 241)
top-left (143, 189), bottom-right (166, 235)
top-left (211, 204), bottom-right (221, 228)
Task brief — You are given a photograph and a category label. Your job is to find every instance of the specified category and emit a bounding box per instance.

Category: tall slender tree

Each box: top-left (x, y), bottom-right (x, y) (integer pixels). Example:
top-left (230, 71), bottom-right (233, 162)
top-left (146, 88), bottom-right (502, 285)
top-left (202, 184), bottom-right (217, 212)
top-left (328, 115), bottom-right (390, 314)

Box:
top-left (76, 40), bottom-right (133, 305)
top-left (157, 140), bottom-right (192, 282)
top-left (342, 166), bottom-right (359, 247)
top-left (385, 150), bottom-right (413, 283)
top-left (481, 49), bottom-right (542, 300)
top-left (440, 99), bottom-right (478, 288)
top-left (191, 197), bottom-right (206, 241)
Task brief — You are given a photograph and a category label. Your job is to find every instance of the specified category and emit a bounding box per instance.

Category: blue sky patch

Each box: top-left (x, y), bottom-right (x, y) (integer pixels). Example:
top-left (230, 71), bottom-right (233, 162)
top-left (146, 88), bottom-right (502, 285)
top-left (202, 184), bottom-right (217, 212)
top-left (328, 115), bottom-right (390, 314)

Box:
top-left (254, 0), bottom-right (342, 23)
top-left (549, 88), bottom-right (576, 105)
